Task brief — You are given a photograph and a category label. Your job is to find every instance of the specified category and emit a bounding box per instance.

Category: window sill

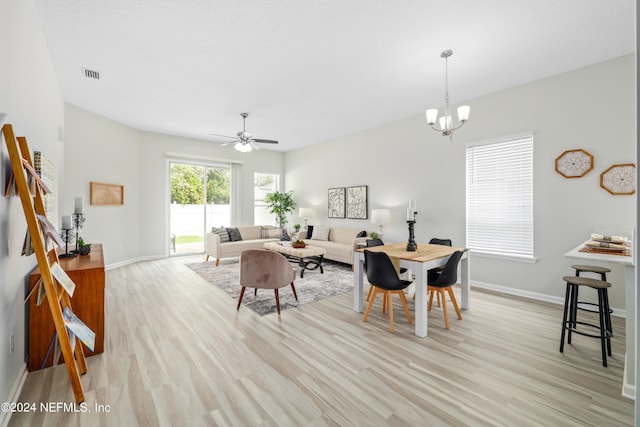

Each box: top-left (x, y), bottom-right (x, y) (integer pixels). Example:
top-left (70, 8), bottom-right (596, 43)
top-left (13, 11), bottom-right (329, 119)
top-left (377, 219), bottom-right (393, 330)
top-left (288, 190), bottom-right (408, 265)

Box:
top-left (469, 250), bottom-right (538, 263)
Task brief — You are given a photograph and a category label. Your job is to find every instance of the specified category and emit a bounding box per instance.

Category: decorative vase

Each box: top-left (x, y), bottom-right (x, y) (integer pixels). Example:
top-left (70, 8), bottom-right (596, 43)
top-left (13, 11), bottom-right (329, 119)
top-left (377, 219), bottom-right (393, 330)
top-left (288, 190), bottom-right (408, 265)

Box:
top-left (78, 245), bottom-right (91, 255)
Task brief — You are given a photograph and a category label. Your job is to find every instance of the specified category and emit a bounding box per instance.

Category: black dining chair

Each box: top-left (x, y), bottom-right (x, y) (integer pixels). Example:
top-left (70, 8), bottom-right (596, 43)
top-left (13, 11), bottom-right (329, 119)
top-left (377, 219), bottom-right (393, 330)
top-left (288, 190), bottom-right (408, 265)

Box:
top-left (363, 250), bottom-right (413, 333)
top-left (365, 238), bottom-right (407, 303)
top-left (428, 250), bottom-right (464, 330)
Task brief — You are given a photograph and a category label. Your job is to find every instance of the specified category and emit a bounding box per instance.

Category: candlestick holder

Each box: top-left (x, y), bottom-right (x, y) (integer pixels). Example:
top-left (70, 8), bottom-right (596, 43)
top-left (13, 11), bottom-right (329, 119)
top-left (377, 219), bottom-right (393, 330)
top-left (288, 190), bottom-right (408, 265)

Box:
top-left (72, 213), bottom-right (86, 253)
top-left (59, 228), bottom-right (75, 258)
top-left (406, 212), bottom-right (417, 252)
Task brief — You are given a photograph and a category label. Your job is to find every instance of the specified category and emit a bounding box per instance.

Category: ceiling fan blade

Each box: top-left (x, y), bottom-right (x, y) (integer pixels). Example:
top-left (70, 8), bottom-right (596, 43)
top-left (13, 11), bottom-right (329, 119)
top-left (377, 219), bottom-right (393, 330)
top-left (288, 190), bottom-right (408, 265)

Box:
top-left (253, 139), bottom-right (279, 144)
top-left (209, 133), bottom-right (238, 139)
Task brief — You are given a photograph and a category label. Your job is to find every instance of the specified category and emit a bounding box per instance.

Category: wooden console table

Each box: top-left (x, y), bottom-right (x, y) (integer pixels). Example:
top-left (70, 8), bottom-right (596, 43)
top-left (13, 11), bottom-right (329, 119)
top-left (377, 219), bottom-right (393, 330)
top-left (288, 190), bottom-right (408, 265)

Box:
top-left (28, 244), bottom-right (105, 371)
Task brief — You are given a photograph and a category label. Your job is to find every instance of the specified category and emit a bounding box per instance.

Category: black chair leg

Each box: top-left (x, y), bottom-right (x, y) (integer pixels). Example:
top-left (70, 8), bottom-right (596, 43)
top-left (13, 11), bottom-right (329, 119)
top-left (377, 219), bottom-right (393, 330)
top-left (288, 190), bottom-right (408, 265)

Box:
top-left (597, 289), bottom-right (608, 367)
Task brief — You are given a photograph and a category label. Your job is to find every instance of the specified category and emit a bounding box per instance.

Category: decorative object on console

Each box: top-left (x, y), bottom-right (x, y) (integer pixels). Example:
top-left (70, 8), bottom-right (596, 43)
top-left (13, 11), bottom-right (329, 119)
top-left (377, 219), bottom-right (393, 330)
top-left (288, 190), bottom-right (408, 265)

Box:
top-left (555, 149), bottom-right (594, 178)
top-left (347, 185), bottom-right (368, 219)
top-left (90, 181), bottom-right (124, 205)
top-left (72, 197), bottom-right (86, 253)
top-left (328, 187), bottom-right (345, 218)
top-left (600, 163), bottom-right (636, 195)
top-left (59, 225), bottom-right (75, 258)
top-left (371, 208), bottom-right (391, 236)
top-left (298, 207), bottom-right (313, 228)
top-left (406, 200), bottom-right (417, 252)
top-left (76, 237), bottom-right (92, 256)
top-left (425, 50), bottom-right (470, 141)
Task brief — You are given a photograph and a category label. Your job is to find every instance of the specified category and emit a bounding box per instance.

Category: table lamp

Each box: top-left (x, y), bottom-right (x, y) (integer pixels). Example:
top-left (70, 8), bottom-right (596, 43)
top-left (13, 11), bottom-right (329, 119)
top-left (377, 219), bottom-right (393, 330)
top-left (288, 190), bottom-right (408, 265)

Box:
top-left (299, 207), bottom-right (313, 228)
top-left (371, 209), bottom-right (391, 235)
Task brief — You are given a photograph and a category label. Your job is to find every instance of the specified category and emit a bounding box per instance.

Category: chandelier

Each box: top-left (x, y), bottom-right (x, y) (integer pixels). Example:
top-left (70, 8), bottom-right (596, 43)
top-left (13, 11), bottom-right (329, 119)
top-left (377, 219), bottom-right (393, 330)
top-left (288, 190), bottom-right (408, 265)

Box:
top-left (426, 50), bottom-right (470, 140)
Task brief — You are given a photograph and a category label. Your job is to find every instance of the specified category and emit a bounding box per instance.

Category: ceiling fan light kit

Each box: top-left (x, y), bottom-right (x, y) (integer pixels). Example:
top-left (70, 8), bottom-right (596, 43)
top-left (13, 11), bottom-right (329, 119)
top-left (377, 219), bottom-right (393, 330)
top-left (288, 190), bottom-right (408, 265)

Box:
top-left (211, 112), bottom-right (279, 152)
top-left (426, 50), bottom-right (470, 141)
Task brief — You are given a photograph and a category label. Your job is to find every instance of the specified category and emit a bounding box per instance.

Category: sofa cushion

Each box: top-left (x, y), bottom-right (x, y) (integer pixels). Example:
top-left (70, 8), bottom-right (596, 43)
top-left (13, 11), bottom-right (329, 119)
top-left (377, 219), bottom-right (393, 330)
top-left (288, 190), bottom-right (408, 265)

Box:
top-left (329, 227), bottom-right (361, 244)
top-left (311, 225), bottom-right (330, 241)
top-left (227, 227), bottom-right (243, 241)
top-left (212, 226), bottom-right (230, 243)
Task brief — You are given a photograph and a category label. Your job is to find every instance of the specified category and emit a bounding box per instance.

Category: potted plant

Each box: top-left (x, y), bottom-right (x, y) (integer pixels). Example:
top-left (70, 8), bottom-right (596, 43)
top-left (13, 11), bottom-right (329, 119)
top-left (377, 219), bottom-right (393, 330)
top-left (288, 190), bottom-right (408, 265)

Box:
top-left (76, 237), bottom-right (92, 255)
top-left (294, 223), bottom-right (301, 232)
top-left (369, 231), bottom-right (379, 240)
top-left (265, 191), bottom-right (296, 237)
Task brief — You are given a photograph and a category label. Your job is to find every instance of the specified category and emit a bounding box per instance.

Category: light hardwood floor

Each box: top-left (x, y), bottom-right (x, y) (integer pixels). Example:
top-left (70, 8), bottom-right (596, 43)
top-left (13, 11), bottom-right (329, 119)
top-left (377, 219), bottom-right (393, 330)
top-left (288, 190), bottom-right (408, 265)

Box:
top-left (9, 255), bottom-right (634, 426)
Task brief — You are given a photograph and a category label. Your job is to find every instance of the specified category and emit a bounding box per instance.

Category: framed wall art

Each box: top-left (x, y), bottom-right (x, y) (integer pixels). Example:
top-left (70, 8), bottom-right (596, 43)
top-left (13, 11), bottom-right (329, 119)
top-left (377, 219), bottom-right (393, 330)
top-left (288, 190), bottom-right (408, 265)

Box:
top-left (327, 187), bottom-right (345, 218)
top-left (555, 149), bottom-right (594, 178)
top-left (346, 185), bottom-right (368, 219)
top-left (600, 163), bottom-right (636, 195)
top-left (90, 181), bottom-right (124, 205)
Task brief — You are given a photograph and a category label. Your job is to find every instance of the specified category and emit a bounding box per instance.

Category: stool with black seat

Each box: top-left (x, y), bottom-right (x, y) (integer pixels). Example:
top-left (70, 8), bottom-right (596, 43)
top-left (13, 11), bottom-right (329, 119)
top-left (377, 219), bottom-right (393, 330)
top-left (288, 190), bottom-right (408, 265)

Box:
top-left (559, 275), bottom-right (612, 367)
top-left (363, 250), bottom-right (413, 333)
top-left (571, 264), bottom-right (613, 337)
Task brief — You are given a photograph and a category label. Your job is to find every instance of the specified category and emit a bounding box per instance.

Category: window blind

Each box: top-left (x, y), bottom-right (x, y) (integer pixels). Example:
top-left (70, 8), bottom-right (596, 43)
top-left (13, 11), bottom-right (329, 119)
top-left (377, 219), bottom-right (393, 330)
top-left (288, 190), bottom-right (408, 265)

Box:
top-left (466, 133), bottom-right (534, 258)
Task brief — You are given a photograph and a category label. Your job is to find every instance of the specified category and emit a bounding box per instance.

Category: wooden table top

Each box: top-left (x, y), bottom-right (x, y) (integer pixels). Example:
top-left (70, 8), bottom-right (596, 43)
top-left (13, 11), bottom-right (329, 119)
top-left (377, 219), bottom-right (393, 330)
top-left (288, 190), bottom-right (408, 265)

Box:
top-left (356, 242), bottom-right (466, 263)
top-left (30, 243), bottom-right (104, 276)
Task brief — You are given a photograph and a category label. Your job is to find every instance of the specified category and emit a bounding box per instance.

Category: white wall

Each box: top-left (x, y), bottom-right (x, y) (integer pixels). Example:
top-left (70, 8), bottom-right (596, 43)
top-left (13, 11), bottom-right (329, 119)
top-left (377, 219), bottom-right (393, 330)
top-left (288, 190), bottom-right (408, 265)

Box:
top-left (63, 104), bottom-right (141, 266)
top-left (0, 0), bottom-right (64, 411)
top-left (63, 111), bottom-right (286, 264)
top-left (285, 54), bottom-right (636, 311)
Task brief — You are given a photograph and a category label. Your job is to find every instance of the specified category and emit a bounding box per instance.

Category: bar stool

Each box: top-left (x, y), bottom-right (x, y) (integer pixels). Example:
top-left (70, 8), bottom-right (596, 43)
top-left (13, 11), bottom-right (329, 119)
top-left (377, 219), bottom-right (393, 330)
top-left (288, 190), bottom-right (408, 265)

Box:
top-left (571, 264), bottom-right (613, 336)
top-left (559, 275), bottom-right (612, 367)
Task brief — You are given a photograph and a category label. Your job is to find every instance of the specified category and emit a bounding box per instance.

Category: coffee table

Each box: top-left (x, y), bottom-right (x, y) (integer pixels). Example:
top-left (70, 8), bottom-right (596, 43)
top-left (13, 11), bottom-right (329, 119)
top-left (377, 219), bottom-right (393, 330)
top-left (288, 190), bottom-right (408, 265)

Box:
top-left (263, 242), bottom-right (326, 278)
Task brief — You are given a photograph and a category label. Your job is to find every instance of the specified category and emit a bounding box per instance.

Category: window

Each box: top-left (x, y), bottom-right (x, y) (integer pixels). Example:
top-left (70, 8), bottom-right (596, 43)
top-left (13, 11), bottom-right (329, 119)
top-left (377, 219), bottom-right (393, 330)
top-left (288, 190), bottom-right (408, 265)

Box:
top-left (466, 132), bottom-right (534, 259)
top-left (254, 173), bottom-right (280, 226)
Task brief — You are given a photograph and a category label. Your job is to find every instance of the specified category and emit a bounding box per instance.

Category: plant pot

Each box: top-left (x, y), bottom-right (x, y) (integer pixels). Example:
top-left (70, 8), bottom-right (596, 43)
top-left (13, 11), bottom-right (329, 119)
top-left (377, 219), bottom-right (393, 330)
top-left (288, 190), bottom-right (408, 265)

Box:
top-left (78, 245), bottom-right (91, 255)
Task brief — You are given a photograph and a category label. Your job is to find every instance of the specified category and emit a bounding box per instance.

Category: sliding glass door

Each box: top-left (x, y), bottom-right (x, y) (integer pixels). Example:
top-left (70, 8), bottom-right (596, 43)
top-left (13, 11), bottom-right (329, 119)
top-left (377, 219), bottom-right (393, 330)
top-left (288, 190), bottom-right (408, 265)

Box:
top-left (169, 161), bottom-right (231, 255)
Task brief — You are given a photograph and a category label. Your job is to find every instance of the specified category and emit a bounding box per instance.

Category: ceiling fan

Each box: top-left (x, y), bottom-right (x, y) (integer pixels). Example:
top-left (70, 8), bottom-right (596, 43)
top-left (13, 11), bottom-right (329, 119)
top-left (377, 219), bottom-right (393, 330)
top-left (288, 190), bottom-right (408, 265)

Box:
top-left (210, 112), bottom-right (278, 152)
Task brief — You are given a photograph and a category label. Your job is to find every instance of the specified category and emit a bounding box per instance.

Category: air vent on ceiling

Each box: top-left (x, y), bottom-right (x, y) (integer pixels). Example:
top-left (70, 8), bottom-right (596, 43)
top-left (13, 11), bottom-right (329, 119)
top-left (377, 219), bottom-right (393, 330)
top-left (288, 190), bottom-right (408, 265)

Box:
top-left (82, 68), bottom-right (100, 80)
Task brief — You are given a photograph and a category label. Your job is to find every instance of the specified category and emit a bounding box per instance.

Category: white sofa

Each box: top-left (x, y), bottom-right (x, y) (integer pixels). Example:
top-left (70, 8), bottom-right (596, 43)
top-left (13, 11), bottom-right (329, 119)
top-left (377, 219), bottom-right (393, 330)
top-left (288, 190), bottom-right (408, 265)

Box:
top-left (297, 227), bottom-right (368, 265)
top-left (206, 226), bottom-right (280, 266)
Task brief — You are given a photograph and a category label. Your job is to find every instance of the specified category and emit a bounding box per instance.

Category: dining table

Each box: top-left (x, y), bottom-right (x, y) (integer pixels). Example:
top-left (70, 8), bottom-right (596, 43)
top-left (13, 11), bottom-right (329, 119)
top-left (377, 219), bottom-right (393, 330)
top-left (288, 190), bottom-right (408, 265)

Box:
top-left (353, 243), bottom-right (470, 337)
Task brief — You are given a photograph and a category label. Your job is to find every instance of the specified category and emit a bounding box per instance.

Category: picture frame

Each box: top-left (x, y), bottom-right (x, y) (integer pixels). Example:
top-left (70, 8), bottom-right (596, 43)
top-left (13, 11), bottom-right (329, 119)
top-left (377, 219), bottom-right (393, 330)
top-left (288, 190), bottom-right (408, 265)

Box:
top-left (327, 187), bottom-right (345, 218)
top-left (347, 185), bottom-right (368, 219)
top-left (90, 181), bottom-right (124, 205)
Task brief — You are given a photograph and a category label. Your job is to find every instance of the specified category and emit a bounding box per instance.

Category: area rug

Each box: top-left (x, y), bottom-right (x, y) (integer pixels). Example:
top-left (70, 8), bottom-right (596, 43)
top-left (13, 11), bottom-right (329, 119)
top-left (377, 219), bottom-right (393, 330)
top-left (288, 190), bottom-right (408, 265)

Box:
top-left (186, 258), bottom-right (366, 315)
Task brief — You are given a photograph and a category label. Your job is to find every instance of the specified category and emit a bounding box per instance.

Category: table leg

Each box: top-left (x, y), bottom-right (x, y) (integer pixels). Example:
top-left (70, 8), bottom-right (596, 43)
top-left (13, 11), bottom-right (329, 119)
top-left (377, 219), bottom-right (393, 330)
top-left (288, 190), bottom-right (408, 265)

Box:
top-left (460, 254), bottom-right (470, 310)
top-left (353, 255), bottom-right (364, 312)
top-left (414, 264), bottom-right (428, 337)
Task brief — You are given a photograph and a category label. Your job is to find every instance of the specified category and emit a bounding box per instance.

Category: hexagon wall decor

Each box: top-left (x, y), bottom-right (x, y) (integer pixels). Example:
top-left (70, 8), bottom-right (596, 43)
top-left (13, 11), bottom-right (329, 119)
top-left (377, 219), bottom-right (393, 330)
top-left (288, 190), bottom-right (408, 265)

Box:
top-left (600, 163), bottom-right (636, 195)
top-left (555, 149), bottom-right (594, 178)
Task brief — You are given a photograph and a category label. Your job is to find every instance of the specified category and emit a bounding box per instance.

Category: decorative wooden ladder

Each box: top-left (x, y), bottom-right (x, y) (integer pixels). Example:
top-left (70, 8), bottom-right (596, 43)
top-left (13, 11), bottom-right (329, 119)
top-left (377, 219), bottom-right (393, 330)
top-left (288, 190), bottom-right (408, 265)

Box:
top-left (2, 123), bottom-right (87, 403)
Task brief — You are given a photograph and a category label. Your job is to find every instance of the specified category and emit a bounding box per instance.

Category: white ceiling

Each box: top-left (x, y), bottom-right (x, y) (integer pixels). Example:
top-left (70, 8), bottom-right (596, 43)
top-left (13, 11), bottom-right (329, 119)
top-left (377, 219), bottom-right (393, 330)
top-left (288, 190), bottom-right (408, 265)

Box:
top-left (34, 0), bottom-right (635, 152)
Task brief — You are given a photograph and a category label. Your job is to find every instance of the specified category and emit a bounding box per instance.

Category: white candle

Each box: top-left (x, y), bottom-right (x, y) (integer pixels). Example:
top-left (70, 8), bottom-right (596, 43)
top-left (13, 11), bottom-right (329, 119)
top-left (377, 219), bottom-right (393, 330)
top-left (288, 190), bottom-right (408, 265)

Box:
top-left (410, 200), bottom-right (416, 212)
top-left (74, 196), bottom-right (84, 214)
top-left (62, 215), bottom-right (71, 229)
top-left (407, 207), bottom-right (413, 221)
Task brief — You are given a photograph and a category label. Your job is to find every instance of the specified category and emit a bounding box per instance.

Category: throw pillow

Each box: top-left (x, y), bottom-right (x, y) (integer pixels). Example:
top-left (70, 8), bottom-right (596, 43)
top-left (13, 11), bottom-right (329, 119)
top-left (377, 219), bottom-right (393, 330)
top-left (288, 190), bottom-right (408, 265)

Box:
top-left (356, 230), bottom-right (367, 237)
top-left (261, 226), bottom-right (274, 239)
top-left (311, 225), bottom-right (330, 241)
top-left (211, 226), bottom-right (230, 243)
top-left (226, 227), bottom-right (243, 242)
top-left (306, 225), bottom-right (314, 239)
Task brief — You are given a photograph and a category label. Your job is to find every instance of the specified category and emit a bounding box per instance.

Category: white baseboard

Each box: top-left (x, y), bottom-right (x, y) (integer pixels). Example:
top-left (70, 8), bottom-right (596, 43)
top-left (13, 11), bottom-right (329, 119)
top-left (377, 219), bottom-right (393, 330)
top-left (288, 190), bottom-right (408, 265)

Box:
top-left (1, 363), bottom-right (27, 427)
top-left (470, 280), bottom-right (626, 318)
top-left (105, 254), bottom-right (165, 270)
